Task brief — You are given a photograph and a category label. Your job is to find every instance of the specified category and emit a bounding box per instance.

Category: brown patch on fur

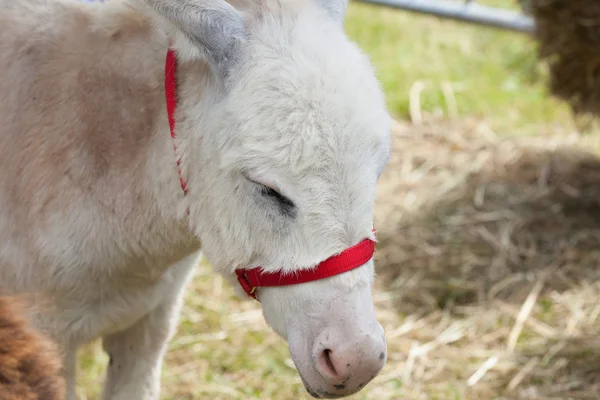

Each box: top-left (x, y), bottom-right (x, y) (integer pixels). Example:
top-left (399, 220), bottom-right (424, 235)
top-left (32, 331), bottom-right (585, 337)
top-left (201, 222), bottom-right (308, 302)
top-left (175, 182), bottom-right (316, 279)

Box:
top-left (0, 296), bottom-right (64, 400)
top-left (0, 0), bottom-right (166, 226)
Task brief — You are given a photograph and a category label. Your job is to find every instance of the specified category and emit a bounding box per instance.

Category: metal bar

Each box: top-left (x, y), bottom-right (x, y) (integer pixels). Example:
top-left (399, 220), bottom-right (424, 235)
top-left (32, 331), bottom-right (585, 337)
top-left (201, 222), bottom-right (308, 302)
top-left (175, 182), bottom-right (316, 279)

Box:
top-left (354, 0), bottom-right (535, 33)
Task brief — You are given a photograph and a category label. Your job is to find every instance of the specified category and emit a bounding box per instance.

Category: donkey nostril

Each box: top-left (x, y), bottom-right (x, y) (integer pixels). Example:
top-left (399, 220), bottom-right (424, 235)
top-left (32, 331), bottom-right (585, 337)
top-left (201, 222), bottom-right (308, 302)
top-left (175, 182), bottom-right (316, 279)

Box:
top-left (318, 349), bottom-right (338, 379)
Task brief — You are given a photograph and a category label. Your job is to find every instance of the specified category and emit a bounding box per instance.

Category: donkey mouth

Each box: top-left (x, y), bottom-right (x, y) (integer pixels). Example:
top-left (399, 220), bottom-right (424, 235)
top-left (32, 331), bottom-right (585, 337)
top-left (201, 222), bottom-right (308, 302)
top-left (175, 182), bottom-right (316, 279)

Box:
top-left (299, 372), bottom-right (345, 399)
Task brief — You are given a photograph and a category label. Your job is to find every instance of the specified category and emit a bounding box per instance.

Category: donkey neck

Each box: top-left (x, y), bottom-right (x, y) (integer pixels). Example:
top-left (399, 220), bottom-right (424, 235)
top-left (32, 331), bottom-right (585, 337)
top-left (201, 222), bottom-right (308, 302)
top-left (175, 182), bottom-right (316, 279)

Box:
top-left (67, 2), bottom-right (208, 256)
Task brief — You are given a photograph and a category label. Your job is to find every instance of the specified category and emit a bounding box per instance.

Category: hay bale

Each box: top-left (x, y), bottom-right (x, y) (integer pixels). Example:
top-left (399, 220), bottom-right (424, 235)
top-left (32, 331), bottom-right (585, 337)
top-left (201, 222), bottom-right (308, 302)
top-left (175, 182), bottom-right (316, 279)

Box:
top-left (530, 0), bottom-right (600, 117)
top-left (372, 119), bottom-right (600, 398)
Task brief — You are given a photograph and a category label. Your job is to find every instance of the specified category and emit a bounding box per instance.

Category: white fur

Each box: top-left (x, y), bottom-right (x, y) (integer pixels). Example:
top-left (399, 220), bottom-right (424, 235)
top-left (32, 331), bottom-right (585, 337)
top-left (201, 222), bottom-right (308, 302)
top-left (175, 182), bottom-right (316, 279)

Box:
top-left (0, 0), bottom-right (391, 398)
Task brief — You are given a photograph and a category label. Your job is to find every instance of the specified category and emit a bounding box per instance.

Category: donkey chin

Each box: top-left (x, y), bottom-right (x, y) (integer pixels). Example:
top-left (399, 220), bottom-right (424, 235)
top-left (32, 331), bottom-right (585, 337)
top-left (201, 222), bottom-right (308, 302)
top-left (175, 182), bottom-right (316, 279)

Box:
top-left (257, 268), bottom-right (387, 399)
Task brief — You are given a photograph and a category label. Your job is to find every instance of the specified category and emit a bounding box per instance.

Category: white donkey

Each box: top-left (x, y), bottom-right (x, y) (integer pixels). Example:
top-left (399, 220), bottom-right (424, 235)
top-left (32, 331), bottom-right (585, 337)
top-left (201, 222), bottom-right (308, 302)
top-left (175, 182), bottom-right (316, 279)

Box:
top-left (0, 0), bottom-right (392, 398)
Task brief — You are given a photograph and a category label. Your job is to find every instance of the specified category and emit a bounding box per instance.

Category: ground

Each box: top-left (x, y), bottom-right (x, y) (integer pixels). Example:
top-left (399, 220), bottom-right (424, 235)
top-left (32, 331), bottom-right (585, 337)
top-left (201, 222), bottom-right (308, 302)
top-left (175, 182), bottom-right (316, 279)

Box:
top-left (75, 1), bottom-right (600, 399)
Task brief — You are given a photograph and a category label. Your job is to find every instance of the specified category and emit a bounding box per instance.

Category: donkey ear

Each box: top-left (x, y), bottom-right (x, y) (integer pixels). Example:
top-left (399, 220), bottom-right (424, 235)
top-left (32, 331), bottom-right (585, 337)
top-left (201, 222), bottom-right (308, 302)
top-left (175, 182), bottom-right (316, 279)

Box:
top-left (143, 0), bottom-right (247, 79)
top-left (317, 0), bottom-right (348, 23)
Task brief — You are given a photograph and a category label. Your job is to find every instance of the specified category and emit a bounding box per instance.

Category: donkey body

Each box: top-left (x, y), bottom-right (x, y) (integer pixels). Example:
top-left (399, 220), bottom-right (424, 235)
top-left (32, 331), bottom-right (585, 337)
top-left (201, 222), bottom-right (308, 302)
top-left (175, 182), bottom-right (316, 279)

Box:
top-left (0, 0), bottom-right (392, 399)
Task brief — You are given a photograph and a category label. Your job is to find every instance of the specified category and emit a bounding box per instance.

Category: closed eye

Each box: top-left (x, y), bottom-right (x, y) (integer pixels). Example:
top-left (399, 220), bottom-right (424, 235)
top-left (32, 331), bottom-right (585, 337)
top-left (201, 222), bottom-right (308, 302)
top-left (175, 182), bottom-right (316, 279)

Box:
top-left (244, 174), bottom-right (297, 215)
top-left (259, 185), bottom-right (296, 209)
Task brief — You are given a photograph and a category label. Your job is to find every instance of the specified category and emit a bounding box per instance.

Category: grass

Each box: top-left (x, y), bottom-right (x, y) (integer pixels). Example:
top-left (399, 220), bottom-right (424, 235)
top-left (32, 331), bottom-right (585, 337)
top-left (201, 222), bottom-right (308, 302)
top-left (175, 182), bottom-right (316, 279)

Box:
top-left (75, 1), bottom-right (600, 399)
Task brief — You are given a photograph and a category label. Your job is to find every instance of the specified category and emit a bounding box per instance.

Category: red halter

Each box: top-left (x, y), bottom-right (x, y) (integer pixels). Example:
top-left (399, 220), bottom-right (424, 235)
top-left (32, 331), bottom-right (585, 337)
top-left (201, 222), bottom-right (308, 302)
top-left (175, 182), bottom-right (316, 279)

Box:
top-left (165, 48), bottom-right (188, 194)
top-left (164, 48), bottom-right (376, 301)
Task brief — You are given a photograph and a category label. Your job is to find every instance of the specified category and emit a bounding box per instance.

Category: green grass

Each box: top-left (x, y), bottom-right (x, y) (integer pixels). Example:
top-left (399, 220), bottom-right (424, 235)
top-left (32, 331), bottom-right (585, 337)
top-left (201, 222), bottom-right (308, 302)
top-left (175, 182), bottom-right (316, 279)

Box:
top-left (75, 2), bottom-right (590, 399)
top-left (344, 0), bottom-right (577, 136)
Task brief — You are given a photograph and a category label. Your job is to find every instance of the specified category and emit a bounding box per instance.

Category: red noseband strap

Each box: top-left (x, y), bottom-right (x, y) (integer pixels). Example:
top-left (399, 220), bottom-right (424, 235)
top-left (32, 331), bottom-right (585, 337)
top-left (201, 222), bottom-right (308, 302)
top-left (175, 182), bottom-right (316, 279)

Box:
top-left (164, 48), bottom-right (376, 302)
top-left (235, 235), bottom-right (376, 301)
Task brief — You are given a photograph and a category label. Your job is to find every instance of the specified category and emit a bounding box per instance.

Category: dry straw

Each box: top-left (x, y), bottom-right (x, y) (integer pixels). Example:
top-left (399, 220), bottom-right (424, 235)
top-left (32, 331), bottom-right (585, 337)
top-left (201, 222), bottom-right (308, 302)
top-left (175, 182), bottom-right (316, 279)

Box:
top-left (371, 118), bottom-right (600, 399)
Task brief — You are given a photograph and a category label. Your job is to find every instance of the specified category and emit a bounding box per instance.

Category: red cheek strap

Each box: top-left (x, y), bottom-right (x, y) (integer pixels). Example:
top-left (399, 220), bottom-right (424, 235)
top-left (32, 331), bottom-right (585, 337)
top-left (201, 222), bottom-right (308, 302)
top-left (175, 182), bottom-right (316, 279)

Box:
top-left (235, 231), bottom-right (377, 301)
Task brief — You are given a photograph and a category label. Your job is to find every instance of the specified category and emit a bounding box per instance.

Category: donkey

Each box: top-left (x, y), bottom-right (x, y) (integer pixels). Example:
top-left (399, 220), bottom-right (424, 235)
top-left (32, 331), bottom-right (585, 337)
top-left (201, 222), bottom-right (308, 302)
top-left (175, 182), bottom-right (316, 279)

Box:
top-left (0, 0), bottom-right (392, 398)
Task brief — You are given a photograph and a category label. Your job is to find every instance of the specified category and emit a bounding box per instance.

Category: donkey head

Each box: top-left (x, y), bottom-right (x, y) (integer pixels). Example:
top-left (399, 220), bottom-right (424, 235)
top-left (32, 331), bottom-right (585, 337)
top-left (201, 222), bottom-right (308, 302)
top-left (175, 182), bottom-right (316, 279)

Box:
top-left (143, 0), bottom-right (391, 397)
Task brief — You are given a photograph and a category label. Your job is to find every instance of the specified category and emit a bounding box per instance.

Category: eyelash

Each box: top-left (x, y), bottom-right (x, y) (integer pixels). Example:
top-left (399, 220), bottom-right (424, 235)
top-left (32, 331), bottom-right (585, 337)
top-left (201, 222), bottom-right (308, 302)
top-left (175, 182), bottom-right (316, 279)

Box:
top-left (259, 185), bottom-right (295, 209)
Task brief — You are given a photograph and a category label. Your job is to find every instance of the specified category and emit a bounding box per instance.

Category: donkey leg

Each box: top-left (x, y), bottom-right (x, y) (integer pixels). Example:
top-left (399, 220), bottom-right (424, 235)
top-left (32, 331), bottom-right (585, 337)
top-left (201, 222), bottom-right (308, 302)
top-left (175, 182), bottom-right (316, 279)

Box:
top-left (62, 345), bottom-right (78, 400)
top-left (100, 255), bottom-right (197, 400)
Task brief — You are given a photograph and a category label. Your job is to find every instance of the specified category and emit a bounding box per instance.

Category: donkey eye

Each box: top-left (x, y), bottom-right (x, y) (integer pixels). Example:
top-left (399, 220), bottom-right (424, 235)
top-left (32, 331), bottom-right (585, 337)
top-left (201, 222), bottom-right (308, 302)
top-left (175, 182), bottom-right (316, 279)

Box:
top-left (243, 174), bottom-right (296, 213)
top-left (259, 185), bottom-right (295, 209)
